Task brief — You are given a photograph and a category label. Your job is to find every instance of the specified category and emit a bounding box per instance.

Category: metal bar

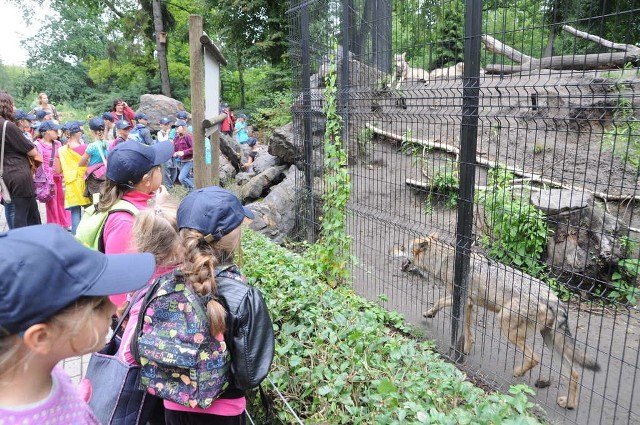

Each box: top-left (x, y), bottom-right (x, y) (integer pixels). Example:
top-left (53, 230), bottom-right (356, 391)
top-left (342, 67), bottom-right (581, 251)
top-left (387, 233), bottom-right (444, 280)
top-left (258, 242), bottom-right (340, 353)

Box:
top-left (451, 0), bottom-right (482, 360)
top-left (301, 3), bottom-right (315, 243)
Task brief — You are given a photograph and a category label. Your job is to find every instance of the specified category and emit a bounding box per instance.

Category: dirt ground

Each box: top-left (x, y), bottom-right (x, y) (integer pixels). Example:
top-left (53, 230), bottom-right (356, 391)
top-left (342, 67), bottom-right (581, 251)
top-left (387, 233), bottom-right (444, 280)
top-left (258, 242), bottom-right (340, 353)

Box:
top-left (344, 68), bottom-right (640, 425)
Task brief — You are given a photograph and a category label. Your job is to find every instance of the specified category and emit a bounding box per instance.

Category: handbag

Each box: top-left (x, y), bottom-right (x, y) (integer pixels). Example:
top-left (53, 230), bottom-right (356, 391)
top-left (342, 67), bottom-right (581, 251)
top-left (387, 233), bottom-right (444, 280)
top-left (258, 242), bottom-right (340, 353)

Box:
top-left (83, 292), bottom-right (163, 425)
top-left (33, 140), bottom-right (56, 203)
top-left (0, 121), bottom-right (12, 204)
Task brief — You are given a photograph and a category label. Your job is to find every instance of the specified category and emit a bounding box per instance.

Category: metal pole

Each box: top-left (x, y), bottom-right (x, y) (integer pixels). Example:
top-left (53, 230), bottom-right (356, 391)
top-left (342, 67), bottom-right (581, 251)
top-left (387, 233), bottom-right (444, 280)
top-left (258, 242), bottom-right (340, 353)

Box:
top-left (340, 0), bottom-right (349, 154)
top-left (452, 0), bottom-right (482, 361)
top-left (301, 4), bottom-right (315, 243)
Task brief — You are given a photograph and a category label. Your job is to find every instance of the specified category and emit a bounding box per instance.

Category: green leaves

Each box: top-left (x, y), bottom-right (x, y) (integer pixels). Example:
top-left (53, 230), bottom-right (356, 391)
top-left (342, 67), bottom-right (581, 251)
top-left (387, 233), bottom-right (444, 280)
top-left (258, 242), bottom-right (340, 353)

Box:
top-left (241, 229), bottom-right (543, 424)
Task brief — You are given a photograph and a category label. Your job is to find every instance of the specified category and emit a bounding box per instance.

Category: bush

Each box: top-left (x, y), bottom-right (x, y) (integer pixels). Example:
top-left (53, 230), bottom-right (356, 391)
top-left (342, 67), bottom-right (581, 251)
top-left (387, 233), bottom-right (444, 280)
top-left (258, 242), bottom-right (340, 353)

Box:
top-left (241, 229), bottom-right (543, 424)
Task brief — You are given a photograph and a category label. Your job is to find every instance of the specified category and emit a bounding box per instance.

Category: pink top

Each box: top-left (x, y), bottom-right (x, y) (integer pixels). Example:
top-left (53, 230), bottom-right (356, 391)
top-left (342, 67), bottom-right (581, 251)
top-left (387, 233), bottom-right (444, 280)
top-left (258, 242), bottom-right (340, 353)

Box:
top-left (118, 266), bottom-right (246, 417)
top-left (103, 190), bottom-right (154, 307)
top-left (0, 366), bottom-right (99, 424)
top-left (37, 139), bottom-right (63, 178)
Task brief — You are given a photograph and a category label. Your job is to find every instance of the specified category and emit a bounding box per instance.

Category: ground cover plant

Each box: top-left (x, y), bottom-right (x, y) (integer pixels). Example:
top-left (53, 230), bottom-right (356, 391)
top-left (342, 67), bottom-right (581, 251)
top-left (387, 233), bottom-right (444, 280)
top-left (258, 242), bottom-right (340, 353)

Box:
top-left (241, 229), bottom-right (544, 424)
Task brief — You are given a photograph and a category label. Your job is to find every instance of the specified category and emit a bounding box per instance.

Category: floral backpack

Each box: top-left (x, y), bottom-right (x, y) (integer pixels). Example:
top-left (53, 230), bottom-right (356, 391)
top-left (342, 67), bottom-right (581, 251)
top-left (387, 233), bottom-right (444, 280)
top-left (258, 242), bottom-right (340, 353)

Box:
top-left (132, 271), bottom-right (231, 409)
top-left (33, 140), bottom-right (56, 203)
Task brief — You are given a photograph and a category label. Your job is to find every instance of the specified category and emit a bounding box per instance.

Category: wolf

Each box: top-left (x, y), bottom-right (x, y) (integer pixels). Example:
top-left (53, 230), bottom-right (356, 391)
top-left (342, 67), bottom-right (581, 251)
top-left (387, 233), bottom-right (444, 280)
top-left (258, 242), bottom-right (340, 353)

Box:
top-left (393, 53), bottom-right (429, 87)
top-left (393, 233), bottom-right (601, 410)
top-left (428, 62), bottom-right (464, 80)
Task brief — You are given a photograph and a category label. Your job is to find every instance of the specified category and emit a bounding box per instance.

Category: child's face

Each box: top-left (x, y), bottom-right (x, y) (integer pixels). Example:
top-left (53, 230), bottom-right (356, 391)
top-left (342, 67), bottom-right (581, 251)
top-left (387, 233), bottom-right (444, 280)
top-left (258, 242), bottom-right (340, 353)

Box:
top-left (144, 166), bottom-right (163, 193)
top-left (117, 128), bottom-right (129, 139)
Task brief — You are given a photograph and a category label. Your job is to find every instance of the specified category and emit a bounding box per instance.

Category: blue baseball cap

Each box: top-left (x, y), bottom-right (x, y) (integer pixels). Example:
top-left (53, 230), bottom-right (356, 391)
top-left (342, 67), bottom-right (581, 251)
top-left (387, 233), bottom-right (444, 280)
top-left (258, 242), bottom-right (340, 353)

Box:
top-left (115, 119), bottom-right (130, 130)
top-left (30, 121), bottom-right (41, 130)
top-left (39, 120), bottom-right (62, 132)
top-left (176, 111), bottom-right (188, 120)
top-left (89, 117), bottom-right (105, 131)
top-left (174, 119), bottom-right (187, 127)
top-left (0, 224), bottom-right (155, 335)
top-left (159, 117), bottom-right (171, 125)
top-left (35, 109), bottom-right (50, 119)
top-left (102, 112), bottom-right (115, 122)
top-left (134, 112), bottom-right (148, 120)
top-left (62, 120), bottom-right (85, 133)
top-left (106, 140), bottom-right (174, 186)
top-left (177, 186), bottom-right (255, 241)
top-left (15, 110), bottom-right (36, 121)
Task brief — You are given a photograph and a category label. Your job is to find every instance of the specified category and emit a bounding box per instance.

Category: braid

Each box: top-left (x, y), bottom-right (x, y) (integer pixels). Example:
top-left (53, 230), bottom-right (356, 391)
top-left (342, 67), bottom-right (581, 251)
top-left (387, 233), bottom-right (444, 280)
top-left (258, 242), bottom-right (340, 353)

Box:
top-left (97, 180), bottom-right (128, 212)
top-left (180, 229), bottom-right (226, 336)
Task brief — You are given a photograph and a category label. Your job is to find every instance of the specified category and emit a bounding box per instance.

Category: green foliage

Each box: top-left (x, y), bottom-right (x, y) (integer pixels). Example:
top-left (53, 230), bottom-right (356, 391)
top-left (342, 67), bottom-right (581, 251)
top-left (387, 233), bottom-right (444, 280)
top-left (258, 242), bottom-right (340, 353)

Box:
top-left (249, 89), bottom-right (293, 132)
top-left (477, 167), bottom-right (549, 275)
top-left (606, 258), bottom-right (640, 306)
top-left (305, 53), bottom-right (351, 287)
top-left (425, 161), bottom-right (459, 213)
top-left (241, 229), bottom-right (543, 424)
top-left (603, 97), bottom-right (640, 171)
top-left (357, 126), bottom-right (375, 158)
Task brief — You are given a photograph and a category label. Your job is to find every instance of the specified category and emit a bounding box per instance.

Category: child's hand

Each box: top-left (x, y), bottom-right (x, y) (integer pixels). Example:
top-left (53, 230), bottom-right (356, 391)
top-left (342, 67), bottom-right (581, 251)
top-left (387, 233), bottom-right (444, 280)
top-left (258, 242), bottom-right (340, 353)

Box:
top-left (155, 185), bottom-right (169, 205)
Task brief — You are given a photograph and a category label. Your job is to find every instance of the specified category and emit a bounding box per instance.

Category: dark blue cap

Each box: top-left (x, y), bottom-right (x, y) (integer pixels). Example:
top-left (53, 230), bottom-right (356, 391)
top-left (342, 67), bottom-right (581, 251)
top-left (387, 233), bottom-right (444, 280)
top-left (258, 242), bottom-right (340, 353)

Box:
top-left (15, 110), bottom-right (36, 121)
top-left (238, 114), bottom-right (248, 120)
top-left (174, 120), bottom-right (187, 127)
top-left (39, 120), bottom-right (62, 132)
top-left (115, 119), bottom-right (130, 130)
top-left (159, 117), bottom-right (171, 125)
top-left (176, 111), bottom-right (188, 119)
top-left (106, 140), bottom-right (174, 185)
top-left (0, 224), bottom-right (155, 335)
top-left (30, 121), bottom-right (41, 130)
top-left (89, 117), bottom-right (105, 131)
top-left (62, 120), bottom-right (85, 133)
top-left (35, 109), bottom-right (50, 119)
top-left (177, 186), bottom-right (254, 241)
top-left (134, 112), bottom-right (148, 120)
top-left (102, 112), bottom-right (115, 122)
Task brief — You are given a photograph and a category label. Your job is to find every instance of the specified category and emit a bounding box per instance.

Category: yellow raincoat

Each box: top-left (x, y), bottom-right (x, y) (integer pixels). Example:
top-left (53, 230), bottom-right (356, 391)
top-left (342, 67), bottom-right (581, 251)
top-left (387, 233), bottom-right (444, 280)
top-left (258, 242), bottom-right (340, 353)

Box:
top-left (58, 145), bottom-right (91, 208)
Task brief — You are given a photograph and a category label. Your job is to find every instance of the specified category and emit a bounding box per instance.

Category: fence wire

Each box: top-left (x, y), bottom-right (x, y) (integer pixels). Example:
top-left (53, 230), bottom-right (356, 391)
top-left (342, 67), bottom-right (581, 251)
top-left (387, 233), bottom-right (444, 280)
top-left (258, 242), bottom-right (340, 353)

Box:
top-left (289, 0), bottom-right (640, 424)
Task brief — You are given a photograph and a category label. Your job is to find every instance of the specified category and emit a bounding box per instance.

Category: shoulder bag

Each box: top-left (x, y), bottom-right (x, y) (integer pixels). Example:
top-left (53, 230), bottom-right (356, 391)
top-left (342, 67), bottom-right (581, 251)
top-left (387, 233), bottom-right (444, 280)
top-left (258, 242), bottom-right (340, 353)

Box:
top-left (0, 121), bottom-right (12, 204)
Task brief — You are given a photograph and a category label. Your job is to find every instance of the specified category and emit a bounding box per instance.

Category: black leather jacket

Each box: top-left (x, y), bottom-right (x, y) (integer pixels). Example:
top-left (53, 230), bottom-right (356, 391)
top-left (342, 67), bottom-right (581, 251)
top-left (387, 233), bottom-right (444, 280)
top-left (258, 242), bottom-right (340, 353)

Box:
top-left (216, 276), bottom-right (275, 398)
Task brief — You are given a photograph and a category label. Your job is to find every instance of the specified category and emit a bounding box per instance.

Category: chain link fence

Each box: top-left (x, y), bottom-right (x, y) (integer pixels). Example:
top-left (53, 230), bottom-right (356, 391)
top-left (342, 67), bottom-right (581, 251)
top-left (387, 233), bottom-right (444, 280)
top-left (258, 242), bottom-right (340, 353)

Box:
top-left (289, 0), bottom-right (640, 424)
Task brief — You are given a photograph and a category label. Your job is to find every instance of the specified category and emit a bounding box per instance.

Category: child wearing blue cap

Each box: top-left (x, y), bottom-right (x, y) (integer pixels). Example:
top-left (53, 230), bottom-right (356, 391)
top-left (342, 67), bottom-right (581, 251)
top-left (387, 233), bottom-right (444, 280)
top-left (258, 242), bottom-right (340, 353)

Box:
top-left (121, 187), bottom-right (273, 424)
top-left (94, 139), bottom-right (174, 308)
top-left (0, 224), bottom-right (155, 424)
top-left (35, 120), bottom-right (71, 229)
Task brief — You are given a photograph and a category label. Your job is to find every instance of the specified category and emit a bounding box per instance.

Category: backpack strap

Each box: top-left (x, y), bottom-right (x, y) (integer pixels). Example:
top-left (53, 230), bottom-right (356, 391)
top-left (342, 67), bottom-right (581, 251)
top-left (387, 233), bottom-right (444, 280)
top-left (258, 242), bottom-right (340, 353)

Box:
top-left (97, 199), bottom-right (140, 253)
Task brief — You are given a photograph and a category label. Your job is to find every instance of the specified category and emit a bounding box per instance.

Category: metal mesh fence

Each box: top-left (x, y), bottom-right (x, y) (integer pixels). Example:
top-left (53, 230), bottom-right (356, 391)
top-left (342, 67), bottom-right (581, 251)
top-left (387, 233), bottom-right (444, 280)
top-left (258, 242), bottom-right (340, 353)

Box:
top-left (289, 0), bottom-right (640, 424)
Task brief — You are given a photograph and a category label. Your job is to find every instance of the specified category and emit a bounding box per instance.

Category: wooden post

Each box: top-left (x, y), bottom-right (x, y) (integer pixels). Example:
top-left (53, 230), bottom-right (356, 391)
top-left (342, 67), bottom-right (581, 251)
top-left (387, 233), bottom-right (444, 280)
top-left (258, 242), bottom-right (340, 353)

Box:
top-left (189, 15), bottom-right (206, 189)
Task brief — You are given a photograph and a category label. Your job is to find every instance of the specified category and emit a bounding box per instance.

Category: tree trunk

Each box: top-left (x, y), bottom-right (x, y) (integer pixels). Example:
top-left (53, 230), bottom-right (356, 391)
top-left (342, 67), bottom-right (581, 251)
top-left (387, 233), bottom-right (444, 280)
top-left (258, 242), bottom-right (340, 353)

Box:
top-left (543, 25), bottom-right (557, 58)
top-left (152, 0), bottom-right (171, 97)
top-left (237, 50), bottom-right (246, 109)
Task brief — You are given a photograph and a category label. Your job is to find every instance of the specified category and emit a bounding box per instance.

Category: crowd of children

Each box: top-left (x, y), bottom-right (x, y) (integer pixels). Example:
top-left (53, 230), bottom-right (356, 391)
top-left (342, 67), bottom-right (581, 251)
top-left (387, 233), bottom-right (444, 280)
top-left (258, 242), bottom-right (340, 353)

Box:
top-left (0, 93), bottom-right (273, 424)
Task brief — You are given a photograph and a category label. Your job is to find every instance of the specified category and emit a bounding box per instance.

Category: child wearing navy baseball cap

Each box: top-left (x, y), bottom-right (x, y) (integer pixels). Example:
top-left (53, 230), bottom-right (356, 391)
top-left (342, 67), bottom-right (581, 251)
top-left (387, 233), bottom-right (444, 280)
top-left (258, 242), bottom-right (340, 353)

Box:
top-left (0, 224), bottom-right (155, 423)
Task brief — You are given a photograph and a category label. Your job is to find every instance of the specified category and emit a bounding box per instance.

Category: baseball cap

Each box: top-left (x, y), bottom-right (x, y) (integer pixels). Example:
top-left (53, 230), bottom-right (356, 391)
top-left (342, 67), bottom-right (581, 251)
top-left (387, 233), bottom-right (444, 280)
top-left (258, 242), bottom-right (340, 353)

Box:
top-left (174, 120), bottom-right (187, 128)
top-left (30, 121), bottom-right (41, 130)
top-left (134, 112), bottom-right (148, 120)
top-left (102, 112), bottom-right (115, 122)
top-left (36, 109), bottom-right (50, 119)
top-left (89, 117), bottom-right (105, 131)
top-left (238, 114), bottom-right (248, 120)
top-left (106, 140), bottom-right (174, 186)
top-left (176, 111), bottom-right (188, 120)
top-left (115, 119), bottom-right (130, 130)
top-left (39, 121), bottom-right (62, 132)
top-left (177, 186), bottom-right (255, 242)
top-left (0, 224), bottom-right (155, 335)
top-left (15, 110), bottom-right (36, 121)
top-left (159, 117), bottom-right (171, 125)
top-left (63, 120), bottom-right (86, 134)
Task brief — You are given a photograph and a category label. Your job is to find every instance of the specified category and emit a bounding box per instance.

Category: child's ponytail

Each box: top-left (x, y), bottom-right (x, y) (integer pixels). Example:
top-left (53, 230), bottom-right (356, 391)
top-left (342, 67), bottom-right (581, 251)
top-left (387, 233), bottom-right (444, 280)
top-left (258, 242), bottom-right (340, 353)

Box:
top-left (97, 180), bottom-right (128, 212)
top-left (180, 228), bottom-right (226, 337)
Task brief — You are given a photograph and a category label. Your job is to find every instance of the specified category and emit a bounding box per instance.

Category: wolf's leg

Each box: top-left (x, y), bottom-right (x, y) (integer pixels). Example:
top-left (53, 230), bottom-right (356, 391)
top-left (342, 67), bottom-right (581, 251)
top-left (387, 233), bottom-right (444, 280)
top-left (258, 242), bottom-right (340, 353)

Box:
top-left (423, 295), bottom-right (453, 318)
top-left (556, 352), bottom-right (580, 409)
top-left (463, 299), bottom-right (475, 354)
top-left (498, 301), bottom-right (540, 377)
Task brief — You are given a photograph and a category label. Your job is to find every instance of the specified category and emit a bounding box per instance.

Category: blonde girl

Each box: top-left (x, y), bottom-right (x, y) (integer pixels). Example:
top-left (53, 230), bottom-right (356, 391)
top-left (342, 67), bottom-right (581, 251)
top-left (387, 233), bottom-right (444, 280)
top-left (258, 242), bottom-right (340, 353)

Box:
top-left (0, 224), bottom-right (155, 423)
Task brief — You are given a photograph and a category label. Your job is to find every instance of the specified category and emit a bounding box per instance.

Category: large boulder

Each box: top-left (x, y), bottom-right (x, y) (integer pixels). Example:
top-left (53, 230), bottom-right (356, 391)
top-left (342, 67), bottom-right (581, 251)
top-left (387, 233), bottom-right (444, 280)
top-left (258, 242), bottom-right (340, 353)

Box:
top-left (220, 133), bottom-right (242, 170)
top-left (251, 145), bottom-right (280, 174)
top-left (218, 154), bottom-right (236, 184)
top-left (246, 166), bottom-right (302, 244)
top-left (268, 123), bottom-right (300, 164)
top-left (137, 94), bottom-right (185, 130)
top-left (237, 166), bottom-right (287, 203)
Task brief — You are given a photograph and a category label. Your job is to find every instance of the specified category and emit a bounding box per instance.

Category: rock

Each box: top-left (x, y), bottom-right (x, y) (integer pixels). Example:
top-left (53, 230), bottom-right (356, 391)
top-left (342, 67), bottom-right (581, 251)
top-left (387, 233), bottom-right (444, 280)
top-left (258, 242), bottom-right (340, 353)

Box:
top-left (246, 166), bottom-right (303, 244)
top-left (268, 123), bottom-right (300, 164)
top-left (137, 94), bottom-right (185, 131)
top-left (220, 133), bottom-right (242, 170)
top-left (251, 145), bottom-right (279, 174)
top-left (235, 171), bottom-right (257, 186)
top-left (218, 154), bottom-right (236, 184)
top-left (530, 188), bottom-right (593, 214)
top-left (237, 166), bottom-right (287, 203)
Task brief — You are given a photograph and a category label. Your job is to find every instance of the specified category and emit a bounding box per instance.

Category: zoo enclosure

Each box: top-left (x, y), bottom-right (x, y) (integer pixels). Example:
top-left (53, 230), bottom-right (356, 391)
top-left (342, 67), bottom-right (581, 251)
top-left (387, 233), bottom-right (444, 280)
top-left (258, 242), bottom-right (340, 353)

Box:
top-left (288, 1), bottom-right (640, 424)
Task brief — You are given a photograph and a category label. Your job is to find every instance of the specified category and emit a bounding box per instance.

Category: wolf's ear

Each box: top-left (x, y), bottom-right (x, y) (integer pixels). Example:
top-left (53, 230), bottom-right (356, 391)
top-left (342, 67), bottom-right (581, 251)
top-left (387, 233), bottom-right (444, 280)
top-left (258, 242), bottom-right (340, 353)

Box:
top-left (402, 52), bottom-right (406, 59)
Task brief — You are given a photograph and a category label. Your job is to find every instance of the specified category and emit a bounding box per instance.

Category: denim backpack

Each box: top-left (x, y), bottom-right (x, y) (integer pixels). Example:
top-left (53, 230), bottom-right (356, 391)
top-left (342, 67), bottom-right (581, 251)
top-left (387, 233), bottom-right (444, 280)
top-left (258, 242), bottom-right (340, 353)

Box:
top-left (132, 271), bottom-right (231, 409)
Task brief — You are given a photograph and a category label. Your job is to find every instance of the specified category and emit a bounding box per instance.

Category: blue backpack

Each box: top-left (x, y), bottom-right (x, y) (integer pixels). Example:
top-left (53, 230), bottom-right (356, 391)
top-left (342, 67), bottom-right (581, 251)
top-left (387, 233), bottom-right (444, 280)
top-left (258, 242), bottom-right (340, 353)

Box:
top-left (128, 127), bottom-right (143, 144)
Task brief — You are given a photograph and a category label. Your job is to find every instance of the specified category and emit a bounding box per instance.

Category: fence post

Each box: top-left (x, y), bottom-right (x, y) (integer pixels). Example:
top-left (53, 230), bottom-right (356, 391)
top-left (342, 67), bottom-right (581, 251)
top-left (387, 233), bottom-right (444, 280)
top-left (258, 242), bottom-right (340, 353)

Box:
top-left (188, 14), bottom-right (206, 189)
top-left (452, 0), bottom-right (483, 361)
top-left (301, 3), bottom-right (315, 243)
top-left (340, 0), bottom-right (350, 154)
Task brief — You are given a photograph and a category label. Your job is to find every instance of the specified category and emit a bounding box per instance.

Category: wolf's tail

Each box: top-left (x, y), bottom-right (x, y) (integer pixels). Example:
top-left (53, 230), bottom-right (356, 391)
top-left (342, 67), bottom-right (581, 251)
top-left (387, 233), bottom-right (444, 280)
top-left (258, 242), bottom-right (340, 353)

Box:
top-left (541, 306), bottom-right (601, 372)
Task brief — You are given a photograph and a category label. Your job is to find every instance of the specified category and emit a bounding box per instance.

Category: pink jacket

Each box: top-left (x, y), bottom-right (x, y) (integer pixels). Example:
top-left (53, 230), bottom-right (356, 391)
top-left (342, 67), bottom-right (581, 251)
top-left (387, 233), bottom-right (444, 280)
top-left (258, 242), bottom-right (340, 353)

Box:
top-left (103, 190), bottom-right (154, 307)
